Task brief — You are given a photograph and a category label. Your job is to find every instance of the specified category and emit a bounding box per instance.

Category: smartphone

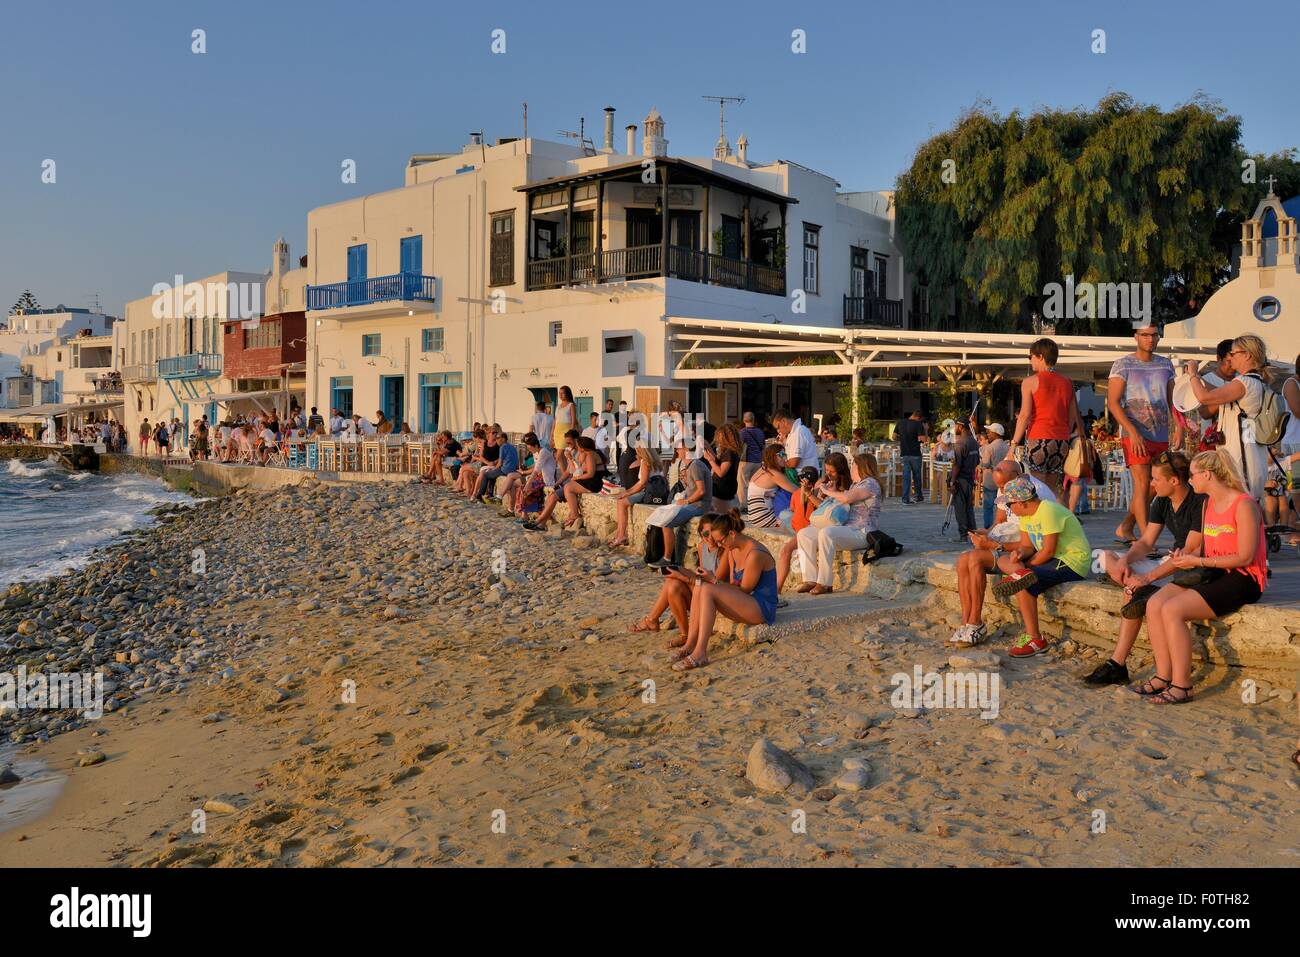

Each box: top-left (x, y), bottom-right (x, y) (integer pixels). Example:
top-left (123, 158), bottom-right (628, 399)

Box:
top-left (659, 563), bottom-right (680, 576)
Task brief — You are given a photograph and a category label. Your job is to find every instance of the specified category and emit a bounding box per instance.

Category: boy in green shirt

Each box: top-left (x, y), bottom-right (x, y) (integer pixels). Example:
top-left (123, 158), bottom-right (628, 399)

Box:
top-left (993, 476), bottom-right (1092, 657)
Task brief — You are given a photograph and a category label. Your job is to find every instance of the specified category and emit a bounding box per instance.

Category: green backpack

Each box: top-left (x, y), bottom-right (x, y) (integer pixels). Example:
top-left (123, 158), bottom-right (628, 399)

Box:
top-left (1242, 372), bottom-right (1290, 447)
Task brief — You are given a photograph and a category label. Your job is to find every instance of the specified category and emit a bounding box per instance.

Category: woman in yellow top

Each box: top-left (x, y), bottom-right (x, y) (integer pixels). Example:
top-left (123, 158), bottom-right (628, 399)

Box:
top-left (553, 385), bottom-right (577, 451)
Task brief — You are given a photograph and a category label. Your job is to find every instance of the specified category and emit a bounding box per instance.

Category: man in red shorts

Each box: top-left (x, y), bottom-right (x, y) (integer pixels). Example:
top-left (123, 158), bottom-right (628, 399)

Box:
top-left (1107, 323), bottom-right (1179, 543)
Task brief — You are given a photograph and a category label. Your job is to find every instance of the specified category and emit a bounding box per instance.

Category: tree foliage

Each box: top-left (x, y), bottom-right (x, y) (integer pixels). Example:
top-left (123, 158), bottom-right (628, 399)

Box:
top-left (9, 289), bottom-right (40, 315)
top-left (896, 93), bottom-right (1296, 334)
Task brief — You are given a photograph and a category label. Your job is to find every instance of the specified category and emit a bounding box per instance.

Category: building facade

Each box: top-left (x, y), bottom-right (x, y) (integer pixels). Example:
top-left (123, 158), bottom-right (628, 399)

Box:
top-left (304, 108), bottom-right (911, 434)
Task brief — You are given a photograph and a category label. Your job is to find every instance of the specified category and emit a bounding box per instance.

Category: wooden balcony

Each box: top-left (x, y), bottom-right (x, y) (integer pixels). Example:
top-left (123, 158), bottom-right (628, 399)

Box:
top-left (527, 244), bottom-right (785, 296)
top-left (843, 295), bottom-right (904, 328)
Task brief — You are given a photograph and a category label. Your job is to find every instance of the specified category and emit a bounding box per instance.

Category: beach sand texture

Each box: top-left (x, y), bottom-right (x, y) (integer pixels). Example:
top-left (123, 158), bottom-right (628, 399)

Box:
top-left (1, 483), bottom-right (1297, 867)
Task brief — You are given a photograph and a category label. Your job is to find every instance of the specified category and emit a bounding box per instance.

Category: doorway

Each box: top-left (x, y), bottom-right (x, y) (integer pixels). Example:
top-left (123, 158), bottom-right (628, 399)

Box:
top-left (380, 375), bottom-right (405, 429)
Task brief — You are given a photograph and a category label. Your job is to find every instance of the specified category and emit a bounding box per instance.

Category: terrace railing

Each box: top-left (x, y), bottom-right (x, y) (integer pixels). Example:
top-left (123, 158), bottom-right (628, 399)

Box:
top-left (157, 353), bottom-right (222, 378)
top-left (306, 271), bottom-right (438, 311)
top-left (121, 363), bottom-right (156, 382)
top-left (843, 295), bottom-right (904, 328)
top-left (527, 244), bottom-right (784, 296)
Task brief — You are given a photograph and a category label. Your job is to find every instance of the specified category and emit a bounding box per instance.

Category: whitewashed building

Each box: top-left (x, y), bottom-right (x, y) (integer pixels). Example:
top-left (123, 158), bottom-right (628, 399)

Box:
top-left (304, 108), bottom-right (911, 433)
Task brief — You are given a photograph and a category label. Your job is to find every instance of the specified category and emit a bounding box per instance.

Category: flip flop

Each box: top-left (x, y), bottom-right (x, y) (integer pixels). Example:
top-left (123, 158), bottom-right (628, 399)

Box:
top-left (672, 653), bottom-right (708, 671)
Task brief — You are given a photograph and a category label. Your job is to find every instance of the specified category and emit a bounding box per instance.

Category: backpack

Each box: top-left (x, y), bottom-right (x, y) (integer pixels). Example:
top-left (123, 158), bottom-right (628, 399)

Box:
top-left (1242, 372), bottom-right (1290, 447)
top-left (642, 524), bottom-right (666, 565)
top-left (642, 473), bottom-right (670, 505)
top-left (861, 530), bottom-right (904, 564)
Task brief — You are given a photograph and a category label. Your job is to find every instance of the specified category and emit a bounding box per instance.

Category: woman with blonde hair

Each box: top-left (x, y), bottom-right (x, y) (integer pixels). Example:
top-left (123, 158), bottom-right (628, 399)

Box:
top-left (1137, 449), bottom-right (1266, 704)
top-left (703, 423), bottom-right (743, 512)
top-left (795, 452), bottom-right (883, 595)
top-left (553, 386), bottom-right (577, 451)
top-left (608, 445), bottom-right (659, 547)
top-left (1184, 334), bottom-right (1271, 501)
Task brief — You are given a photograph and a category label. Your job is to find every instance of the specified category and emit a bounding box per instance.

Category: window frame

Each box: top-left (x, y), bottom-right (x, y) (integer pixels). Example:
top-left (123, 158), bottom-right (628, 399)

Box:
top-left (421, 327), bottom-right (445, 353)
top-left (490, 210), bottom-right (515, 287)
top-left (802, 224), bottom-right (821, 295)
top-left (361, 333), bottom-right (381, 357)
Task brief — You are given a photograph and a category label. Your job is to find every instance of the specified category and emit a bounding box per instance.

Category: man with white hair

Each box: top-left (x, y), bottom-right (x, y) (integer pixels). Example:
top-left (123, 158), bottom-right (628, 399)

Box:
top-left (976, 419), bottom-right (1009, 528)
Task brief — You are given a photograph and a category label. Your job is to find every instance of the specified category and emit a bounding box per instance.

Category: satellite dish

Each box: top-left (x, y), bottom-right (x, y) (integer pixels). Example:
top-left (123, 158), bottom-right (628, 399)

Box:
top-left (56, 303), bottom-right (66, 311)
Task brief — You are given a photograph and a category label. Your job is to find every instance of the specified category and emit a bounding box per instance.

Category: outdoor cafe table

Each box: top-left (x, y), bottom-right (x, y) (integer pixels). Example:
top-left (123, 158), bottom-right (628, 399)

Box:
top-left (929, 458), bottom-right (953, 505)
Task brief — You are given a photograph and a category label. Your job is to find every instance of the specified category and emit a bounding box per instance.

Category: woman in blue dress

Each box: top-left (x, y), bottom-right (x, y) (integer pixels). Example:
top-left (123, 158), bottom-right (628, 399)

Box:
top-left (671, 510), bottom-right (778, 671)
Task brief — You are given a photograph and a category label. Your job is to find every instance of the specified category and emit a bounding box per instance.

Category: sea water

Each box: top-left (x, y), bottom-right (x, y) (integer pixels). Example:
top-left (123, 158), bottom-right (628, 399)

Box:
top-left (0, 455), bottom-right (194, 585)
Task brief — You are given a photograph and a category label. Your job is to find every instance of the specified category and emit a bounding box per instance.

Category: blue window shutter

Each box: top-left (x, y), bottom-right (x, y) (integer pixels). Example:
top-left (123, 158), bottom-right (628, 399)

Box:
top-left (347, 244), bottom-right (368, 281)
top-left (401, 236), bottom-right (422, 275)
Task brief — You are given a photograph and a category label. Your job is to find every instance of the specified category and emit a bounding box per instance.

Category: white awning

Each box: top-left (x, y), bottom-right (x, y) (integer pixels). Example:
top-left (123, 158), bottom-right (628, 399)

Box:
top-left (0, 400), bottom-right (123, 422)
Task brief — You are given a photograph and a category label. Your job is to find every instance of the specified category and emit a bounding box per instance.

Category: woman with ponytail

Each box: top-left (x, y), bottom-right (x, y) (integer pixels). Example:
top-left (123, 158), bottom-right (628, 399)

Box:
top-left (670, 510), bottom-right (778, 670)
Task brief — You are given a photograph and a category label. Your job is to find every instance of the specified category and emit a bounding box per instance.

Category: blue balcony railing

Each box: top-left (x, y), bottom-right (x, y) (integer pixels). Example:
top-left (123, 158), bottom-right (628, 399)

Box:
top-left (157, 353), bottom-right (222, 378)
top-left (306, 271), bottom-right (437, 311)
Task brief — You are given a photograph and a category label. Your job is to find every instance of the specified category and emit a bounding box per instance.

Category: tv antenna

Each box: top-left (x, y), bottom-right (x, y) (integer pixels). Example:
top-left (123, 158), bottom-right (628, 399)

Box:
top-left (84, 292), bottom-right (102, 314)
top-left (556, 117), bottom-right (596, 156)
top-left (702, 95), bottom-right (745, 143)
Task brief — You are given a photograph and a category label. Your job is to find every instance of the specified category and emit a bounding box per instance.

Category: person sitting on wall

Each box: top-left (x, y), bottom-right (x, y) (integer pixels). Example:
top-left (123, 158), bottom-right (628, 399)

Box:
top-left (471, 425), bottom-right (518, 503)
top-left (608, 445), bottom-right (659, 548)
top-left (1083, 451), bottom-right (1204, 687)
top-left (629, 513), bottom-right (722, 637)
top-left (644, 442), bottom-right (713, 566)
top-left (521, 430), bottom-right (580, 531)
top-left (501, 432), bottom-right (554, 518)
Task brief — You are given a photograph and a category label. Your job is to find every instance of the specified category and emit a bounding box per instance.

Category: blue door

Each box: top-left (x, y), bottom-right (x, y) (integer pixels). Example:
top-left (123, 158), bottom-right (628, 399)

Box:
top-left (400, 235), bottom-right (422, 275)
top-left (331, 376), bottom-right (354, 418)
top-left (419, 376), bottom-right (441, 433)
top-left (381, 375), bottom-right (404, 430)
top-left (575, 395), bottom-right (594, 430)
top-left (347, 244), bottom-right (367, 280)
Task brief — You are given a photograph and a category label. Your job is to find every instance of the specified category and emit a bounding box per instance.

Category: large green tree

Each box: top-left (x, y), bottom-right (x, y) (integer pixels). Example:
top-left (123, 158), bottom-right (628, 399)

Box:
top-left (10, 289), bottom-right (40, 314)
top-left (896, 93), bottom-right (1295, 334)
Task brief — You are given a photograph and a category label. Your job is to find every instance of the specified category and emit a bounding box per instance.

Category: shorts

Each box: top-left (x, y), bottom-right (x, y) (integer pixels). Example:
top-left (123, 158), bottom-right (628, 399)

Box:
top-left (647, 502), bottom-right (706, 529)
top-left (623, 490), bottom-right (647, 505)
top-left (1121, 437), bottom-right (1168, 466)
top-left (1026, 559), bottom-right (1085, 597)
top-left (1188, 570), bottom-right (1263, 619)
top-left (1025, 438), bottom-right (1070, 475)
top-left (577, 475), bottom-right (603, 493)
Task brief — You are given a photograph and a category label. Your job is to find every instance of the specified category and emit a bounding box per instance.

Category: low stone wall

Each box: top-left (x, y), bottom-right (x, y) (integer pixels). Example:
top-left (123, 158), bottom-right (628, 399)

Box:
top-left (0, 444), bottom-right (60, 462)
top-left (99, 453), bottom-right (194, 492)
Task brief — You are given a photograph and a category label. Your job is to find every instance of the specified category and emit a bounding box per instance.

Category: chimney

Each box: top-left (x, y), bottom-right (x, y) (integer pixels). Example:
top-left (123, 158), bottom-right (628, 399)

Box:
top-left (625, 124), bottom-right (637, 155)
top-left (737, 134), bottom-right (748, 165)
top-left (603, 107), bottom-right (615, 152)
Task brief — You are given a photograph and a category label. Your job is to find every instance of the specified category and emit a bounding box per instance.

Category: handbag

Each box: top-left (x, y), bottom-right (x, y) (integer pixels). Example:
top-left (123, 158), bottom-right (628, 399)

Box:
top-left (809, 498), bottom-right (849, 528)
top-left (1063, 437), bottom-right (1085, 478)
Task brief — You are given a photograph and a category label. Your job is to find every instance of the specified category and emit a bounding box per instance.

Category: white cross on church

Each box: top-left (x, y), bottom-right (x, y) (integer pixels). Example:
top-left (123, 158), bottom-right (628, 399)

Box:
top-left (1264, 174), bottom-right (1277, 194)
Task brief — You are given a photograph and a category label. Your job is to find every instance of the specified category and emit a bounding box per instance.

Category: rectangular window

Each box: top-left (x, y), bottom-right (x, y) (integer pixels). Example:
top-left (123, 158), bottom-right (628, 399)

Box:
top-left (874, 255), bottom-right (888, 299)
top-left (850, 247), bottom-right (868, 298)
top-left (604, 334), bottom-right (634, 353)
top-left (490, 211), bottom-right (514, 286)
top-left (421, 327), bottom-right (444, 352)
top-left (802, 224), bottom-right (820, 295)
top-left (548, 321), bottom-right (563, 347)
top-left (244, 320), bottom-right (282, 350)
top-left (400, 235), bottom-right (422, 275)
top-left (362, 333), bottom-right (381, 357)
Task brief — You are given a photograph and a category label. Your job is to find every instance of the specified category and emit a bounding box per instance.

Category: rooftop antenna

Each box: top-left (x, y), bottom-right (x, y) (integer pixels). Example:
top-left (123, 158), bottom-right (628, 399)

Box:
top-left (702, 94), bottom-right (745, 146)
top-left (85, 292), bottom-right (102, 314)
top-left (556, 117), bottom-right (596, 156)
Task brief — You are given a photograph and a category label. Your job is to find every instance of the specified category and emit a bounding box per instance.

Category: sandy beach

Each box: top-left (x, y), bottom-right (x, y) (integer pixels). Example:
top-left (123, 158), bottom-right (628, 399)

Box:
top-left (1, 480), bottom-right (1298, 868)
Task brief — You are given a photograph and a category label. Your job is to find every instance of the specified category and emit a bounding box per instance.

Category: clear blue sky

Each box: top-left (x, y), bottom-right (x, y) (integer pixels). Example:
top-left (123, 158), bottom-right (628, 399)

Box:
top-left (0, 0), bottom-right (1292, 317)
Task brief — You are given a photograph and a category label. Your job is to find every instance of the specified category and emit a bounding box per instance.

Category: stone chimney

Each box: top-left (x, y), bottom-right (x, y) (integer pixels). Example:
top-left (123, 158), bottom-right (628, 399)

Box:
top-left (603, 107), bottom-right (615, 152)
top-left (642, 108), bottom-right (667, 157)
top-left (737, 134), bottom-right (748, 165)
top-left (625, 124), bottom-right (637, 155)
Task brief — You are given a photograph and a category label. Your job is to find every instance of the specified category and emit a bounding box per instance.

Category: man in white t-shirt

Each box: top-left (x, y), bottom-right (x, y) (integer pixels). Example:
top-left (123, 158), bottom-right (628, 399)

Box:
top-left (257, 425), bottom-right (277, 464)
top-left (531, 401), bottom-right (555, 448)
top-left (353, 414), bottom-right (376, 436)
top-left (581, 413), bottom-right (609, 454)
top-left (774, 410), bottom-right (819, 470)
top-left (329, 408), bottom-right (346, 436)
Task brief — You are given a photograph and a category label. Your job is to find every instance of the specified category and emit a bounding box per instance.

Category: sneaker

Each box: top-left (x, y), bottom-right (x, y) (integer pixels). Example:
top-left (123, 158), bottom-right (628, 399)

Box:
top-left (952, 623), bottom-right (987, 648)
top-left (646, 558), bottom-right (672, 570)
top-left (1008, 633), bottom-right (1050, 658)
top-left (947, 624), bottom-right (974, 646)
top-left (1120, 584), bottom-right (1159, 620)
top-left (992, 569), bottom-right (1038, 600)
top-left (1083, 658), bottom-right (1130, 686)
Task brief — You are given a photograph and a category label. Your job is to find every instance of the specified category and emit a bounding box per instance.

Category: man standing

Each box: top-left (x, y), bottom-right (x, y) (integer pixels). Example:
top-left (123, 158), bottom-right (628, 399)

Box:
top-left (894, 410), bottom-right (927, 505)
top-left (949, 420), bottom-right (980, 538)
top-left (773, 409), bottom-right (818, 472)
top-left (308, 406), bottom-right (325, 434)
top-left (581, 412), bottom-right (609, 455)
top-left (1108, 323), bottom-right (1177, 542)
top-left (531, 401), bottom-right (554, 448)
top-left (738, 411), bottom-right (766, 507)
top-left (329, 408), bottom-right (346, 437)
top-left (976, 421), bottom-right (1009, 528)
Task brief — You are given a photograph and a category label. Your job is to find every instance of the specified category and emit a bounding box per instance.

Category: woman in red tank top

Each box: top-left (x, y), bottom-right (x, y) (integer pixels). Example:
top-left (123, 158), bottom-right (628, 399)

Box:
top-left (1005, 338), bottom-right (1083, 500)
top-left (1138, 449), bottom-right (1265, 704)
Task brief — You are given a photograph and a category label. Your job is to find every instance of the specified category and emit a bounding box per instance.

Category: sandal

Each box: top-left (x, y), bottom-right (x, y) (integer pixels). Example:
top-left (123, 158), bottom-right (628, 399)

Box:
top-left (796, 583), bottom-right (816, 594)
top-left (629, 618), bottom-right (660, 633)
top-left (1131, 675), bottom-right (1171, 696)
top-left (672, 653), bottom-right (708, 671)
top-left (809, 584), bottom-right (833, 595)
top-left (607, 537), bottom-right (628, 548)
top-left (668, 647), bottom-right (692, 662)
top-left (1148, 683), bottom-right (1194, 705)
top-left (1290, 750), bottom-right (1300, 771)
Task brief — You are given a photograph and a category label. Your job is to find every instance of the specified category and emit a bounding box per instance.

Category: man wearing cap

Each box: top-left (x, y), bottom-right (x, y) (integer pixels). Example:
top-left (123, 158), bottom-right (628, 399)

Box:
top-left (951, 461), bottom-right (1056, 648)
top-left (974, 417), bottom-right (1009, 528)
top-left (994, 475), bottom-right (1093, 658)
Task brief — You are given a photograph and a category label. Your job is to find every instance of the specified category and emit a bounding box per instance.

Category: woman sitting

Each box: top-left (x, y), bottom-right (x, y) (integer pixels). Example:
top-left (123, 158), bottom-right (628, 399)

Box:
top-left (452, 429), bottom-right (488, 495)
top-left (795, 452), bottom-right (882, 595)
top-left (670, 511), bottom-right (778, 670)
top-left (745, 444), bottom-right (797, 527)
top-left (609, 446), bottom-right (658, 547)
top-left (1137, 449), bottom-right (1267, 704)
top-left (506, 433), bottom-right (556, 518)
top-left (630, 513), bottom-right (721, 636)
top-left (558, 436), bottom-right (607, 531)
